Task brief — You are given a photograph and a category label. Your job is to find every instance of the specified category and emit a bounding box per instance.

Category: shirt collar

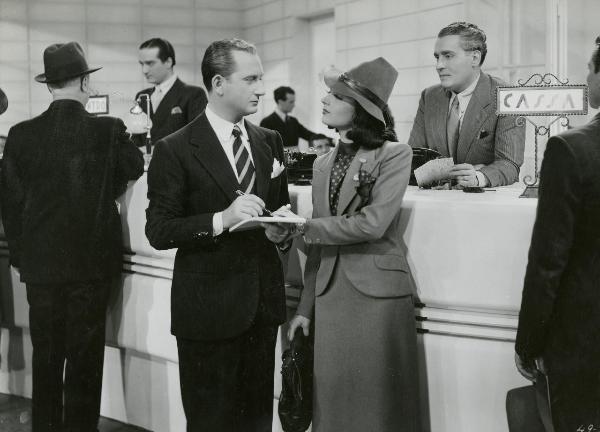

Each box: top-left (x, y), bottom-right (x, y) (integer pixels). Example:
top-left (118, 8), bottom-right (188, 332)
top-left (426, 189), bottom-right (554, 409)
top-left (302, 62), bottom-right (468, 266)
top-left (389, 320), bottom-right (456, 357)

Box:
top-left (155, 73), bottom-right (178, 95)
top-left (205, 105), bottom-right (248, 143)
top-left (451, 72), bottom-right (480, 100)
top-left (275, 107), bottom-right (287, 121)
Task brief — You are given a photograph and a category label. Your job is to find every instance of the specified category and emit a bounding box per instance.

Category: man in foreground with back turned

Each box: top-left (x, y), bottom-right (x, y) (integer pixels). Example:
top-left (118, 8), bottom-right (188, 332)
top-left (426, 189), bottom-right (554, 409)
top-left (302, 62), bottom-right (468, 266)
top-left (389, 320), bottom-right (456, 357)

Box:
top-left (0, 42), bottom-right (144, 432)
top-left (512, 36), bottom-right (600, 431)
top-left (145, 38), bottom-right (290, 431)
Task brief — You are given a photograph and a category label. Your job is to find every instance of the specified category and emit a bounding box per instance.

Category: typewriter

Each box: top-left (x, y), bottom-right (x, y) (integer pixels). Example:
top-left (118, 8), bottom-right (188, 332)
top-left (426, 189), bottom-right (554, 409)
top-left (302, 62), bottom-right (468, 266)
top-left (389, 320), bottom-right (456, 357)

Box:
top-left (284, 151), bottom-right (317, 185)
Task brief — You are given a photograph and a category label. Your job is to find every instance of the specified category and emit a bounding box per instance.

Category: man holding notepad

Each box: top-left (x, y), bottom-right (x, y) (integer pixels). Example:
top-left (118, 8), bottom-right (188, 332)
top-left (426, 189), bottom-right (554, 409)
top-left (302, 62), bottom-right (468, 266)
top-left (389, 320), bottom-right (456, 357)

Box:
top-left (145, 38), bottom-right (290, 431)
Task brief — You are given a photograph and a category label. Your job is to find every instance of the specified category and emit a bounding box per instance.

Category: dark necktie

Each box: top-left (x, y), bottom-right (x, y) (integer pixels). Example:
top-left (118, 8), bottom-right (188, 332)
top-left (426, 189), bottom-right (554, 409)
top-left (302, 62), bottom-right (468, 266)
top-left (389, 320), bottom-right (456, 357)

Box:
top-left (447, 96), bottom-right (460, 161)
top-left (232, 125), bottom-right (256, 193)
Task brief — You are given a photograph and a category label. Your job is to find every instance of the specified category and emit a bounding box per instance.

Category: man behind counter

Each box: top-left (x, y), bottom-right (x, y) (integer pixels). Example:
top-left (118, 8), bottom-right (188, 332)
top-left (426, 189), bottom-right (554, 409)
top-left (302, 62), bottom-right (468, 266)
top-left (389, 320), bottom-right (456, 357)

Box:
top-left (260, 86), bottom-right (316, 148)
top-left (134, 38), bottom-right (207, 148)
top-left (408, 22), bottom-right (525, 187)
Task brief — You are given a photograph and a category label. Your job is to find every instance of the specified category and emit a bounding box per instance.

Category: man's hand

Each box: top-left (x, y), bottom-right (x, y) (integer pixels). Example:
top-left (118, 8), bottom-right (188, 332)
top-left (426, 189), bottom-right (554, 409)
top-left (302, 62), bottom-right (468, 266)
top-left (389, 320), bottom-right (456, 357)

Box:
top-left (262, 222), bottom-right (293, 244)
top-left (449, 163), bottom-right (479, 187)
top-left (222, 194), bottom-right (265, 229)
top-left (287, 314), bottom-right (311, 341)
top-left (514, 352), bottom-right (537, 382)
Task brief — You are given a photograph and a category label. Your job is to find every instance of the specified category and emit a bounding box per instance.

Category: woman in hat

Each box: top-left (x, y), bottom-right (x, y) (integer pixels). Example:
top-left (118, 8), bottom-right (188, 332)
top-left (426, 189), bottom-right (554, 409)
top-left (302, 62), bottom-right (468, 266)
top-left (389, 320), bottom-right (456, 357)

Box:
top-left (270, 57), bottom-right (420, 431)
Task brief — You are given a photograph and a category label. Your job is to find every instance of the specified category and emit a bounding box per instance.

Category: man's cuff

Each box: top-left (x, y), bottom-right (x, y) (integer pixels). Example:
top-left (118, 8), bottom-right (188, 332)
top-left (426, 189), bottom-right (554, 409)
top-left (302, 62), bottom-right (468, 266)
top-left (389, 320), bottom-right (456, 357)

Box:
top-left (475, 170), bottom-right (489, 187)
top-left (212, 212), bottom-right (224, 236)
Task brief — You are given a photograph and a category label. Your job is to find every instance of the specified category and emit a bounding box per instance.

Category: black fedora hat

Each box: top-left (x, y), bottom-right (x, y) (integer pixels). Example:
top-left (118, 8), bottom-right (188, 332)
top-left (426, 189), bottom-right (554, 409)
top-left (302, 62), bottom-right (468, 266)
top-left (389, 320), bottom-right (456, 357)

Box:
top-left (35, 42), bottom-right (101, 84)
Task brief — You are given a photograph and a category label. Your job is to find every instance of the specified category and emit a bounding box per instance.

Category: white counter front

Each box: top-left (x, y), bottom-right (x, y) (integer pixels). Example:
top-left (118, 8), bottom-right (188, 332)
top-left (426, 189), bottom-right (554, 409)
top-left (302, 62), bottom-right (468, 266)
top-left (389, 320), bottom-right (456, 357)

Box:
top-left (0, 176), bottom-right (536, 432)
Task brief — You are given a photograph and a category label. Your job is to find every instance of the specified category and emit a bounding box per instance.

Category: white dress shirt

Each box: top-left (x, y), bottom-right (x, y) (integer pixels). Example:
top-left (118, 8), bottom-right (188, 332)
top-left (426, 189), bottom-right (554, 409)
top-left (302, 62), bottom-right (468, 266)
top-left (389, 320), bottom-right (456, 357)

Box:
top-left (151, 73), bottom-right (178, 110)
top-left (447, 73), bottom-right (488, 187)
top-left (205, 105), bottom-right (254, 235)
top-left (275, 107), bottom-right (287, 122)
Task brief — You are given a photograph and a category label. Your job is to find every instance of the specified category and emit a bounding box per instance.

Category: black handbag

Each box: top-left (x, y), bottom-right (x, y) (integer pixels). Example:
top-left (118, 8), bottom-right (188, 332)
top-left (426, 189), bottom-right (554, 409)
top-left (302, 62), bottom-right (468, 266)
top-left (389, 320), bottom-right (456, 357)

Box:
top-left (278, 328), bottom-right (313, 432)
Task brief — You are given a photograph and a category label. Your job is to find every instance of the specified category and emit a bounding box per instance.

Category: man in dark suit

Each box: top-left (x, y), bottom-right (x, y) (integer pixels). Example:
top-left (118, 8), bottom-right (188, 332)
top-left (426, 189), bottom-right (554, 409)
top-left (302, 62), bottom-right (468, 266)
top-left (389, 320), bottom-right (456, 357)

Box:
top-left (0, 42), bottom-right (144, 432)
top-left (260, 86), bottom-right (316, 148)
top-left (134, 38), bottom-right (207, 148)
top-left (408, 22), bottom-right (525, 187)
top-left (513, 36), bottom-right (600, 431)
top-left (146, 38), bottom-right (290, 432)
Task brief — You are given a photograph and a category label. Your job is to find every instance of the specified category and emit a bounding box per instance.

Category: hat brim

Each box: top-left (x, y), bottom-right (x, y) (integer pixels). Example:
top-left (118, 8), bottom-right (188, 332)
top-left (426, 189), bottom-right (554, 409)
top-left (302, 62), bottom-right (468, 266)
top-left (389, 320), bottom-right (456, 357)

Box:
top-left (34, 66), bottom-right (102, 84)
top-left (323, 67), bottom-right (385, 125)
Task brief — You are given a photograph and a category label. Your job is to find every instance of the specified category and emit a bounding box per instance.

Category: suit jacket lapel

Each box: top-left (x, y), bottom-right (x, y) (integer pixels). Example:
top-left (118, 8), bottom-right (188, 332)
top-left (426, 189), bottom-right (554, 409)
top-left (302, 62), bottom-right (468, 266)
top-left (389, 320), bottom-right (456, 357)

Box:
top-left (457, 73), bottom-right (491, 162)
top-left (189, 113), bottom-right (239, 202)
top-left (432, 87), bottom-right (451, 156)
top-left (152, 78), bottom-right (183, 127)
top-left (336, 146), bottom-right (377, 215)
top-left (245, 120), bottom-right (272, 201)
top-left (313, 146), bottom-right (337, 218)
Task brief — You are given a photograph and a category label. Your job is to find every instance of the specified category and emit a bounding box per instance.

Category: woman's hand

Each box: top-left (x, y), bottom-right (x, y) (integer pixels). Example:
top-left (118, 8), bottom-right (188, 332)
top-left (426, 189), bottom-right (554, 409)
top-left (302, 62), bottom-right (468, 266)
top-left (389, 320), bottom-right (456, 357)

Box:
top-left (287, 314), bottom-right (311, 341)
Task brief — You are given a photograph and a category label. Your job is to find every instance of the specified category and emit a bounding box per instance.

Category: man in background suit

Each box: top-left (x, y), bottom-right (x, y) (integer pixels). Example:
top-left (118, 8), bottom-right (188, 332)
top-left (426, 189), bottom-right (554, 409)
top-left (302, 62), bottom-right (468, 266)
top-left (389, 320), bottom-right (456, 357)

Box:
top-left (134, 38), bottom-right (207, 148)
top-left (408, 22), bottom-right (525, 187)
top-left (260, 86), bottom-right (316, 148)
top-left (513, 36), bottom-right (600, 431)
top-left (146, 38), bottom-right (289, 432)
top-left (0, 42), bottom-right (144, 432)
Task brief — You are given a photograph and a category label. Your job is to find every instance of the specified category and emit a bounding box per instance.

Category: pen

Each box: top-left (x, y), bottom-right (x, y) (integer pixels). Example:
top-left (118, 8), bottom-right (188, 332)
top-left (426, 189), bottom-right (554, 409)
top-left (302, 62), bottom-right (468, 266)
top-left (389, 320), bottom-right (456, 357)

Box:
top-left (235, 189), bottom-right (274, 216)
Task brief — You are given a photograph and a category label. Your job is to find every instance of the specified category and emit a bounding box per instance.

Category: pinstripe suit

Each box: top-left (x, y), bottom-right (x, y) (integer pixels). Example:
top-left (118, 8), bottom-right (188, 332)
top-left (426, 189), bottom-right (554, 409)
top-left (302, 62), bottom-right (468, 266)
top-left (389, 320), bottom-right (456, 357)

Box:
top-left (408, 72), bottom-right (525, 187)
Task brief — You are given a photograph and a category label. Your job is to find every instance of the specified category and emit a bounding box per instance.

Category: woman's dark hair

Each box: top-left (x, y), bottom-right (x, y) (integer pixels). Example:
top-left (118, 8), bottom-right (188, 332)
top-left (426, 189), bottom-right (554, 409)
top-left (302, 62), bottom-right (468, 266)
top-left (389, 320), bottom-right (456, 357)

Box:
top-left (345, 102), bottom-right (397, 150)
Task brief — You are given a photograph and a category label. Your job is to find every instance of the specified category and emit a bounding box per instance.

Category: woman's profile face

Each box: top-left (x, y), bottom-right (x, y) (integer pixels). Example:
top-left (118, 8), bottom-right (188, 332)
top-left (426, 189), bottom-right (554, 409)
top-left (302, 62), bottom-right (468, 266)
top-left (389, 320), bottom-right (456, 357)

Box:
top-left (321, 91), bottom-right (355, 130)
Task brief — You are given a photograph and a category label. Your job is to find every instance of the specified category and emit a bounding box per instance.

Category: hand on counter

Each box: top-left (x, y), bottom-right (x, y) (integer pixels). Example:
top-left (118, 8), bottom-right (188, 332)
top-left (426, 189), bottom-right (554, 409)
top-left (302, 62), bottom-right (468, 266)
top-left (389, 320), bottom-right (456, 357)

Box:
top-left (449, 163), bottom-right (479, 187)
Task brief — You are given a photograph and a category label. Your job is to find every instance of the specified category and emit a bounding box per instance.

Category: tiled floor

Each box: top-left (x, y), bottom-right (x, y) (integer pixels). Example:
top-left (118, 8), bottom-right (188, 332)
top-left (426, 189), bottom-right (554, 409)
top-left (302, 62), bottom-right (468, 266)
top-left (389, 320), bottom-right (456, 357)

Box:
top-left (0, 393), bottom-right (150, 432)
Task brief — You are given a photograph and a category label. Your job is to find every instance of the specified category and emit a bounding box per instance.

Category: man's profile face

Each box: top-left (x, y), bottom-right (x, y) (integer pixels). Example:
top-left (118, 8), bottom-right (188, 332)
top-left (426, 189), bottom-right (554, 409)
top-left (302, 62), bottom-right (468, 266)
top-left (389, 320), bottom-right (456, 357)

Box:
top-left (278, 93), bottom-right (295, 114)
top-left (586, 50), bottom-right (600, 109)
top-left (222, 50), bottom-right (265, 118)
top-left (139, 47), bottom-right (172, 85)
top-left (434, 35), bottom-right (479, 93)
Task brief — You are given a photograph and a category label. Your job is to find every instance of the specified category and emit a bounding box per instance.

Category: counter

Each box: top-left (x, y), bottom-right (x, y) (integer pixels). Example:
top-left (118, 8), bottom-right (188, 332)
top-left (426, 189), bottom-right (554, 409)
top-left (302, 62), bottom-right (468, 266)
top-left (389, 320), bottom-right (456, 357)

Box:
top-left (0, 176), bottom-right (535, 431)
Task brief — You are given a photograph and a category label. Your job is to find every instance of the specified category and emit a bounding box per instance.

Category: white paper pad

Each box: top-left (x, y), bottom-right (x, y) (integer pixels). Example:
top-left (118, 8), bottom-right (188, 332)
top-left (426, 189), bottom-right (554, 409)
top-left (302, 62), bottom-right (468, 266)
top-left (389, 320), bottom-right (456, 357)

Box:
top-left (229, 215), bottom-right (306, 232)
top-left (414, 157), bottom-right (454, 186)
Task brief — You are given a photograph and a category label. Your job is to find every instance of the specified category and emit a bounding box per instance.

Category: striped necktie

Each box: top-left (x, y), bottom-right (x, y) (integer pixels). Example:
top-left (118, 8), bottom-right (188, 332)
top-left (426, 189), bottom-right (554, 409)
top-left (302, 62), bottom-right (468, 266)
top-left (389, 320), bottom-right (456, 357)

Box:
top-left (232, 125), bottom-right (256, 194)
top-left (447, 96), bottom-right (460, 162)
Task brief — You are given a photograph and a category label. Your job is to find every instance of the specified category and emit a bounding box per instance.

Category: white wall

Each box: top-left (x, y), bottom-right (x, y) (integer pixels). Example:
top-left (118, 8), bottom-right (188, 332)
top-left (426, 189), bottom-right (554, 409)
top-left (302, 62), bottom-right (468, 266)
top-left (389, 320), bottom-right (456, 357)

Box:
top-left (0, 0), bottom-right (243, 135)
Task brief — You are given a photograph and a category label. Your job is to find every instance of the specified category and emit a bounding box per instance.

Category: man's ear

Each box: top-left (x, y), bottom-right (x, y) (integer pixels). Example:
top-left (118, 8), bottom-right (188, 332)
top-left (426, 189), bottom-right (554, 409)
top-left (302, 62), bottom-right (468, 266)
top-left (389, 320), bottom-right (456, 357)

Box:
top-left (80, 75), bottom-right (90, 92)
top-left (212, 74), bottom-right (225, 96)
top-left (471, 50), bottom-right (482, 67)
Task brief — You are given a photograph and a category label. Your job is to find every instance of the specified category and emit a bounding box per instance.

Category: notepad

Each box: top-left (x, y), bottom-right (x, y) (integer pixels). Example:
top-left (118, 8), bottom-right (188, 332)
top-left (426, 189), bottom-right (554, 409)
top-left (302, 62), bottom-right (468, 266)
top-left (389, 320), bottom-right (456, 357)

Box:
top-left (413, 157), bottom-right (454, 187)
top-left (229, 215), bottom-right (307, 232)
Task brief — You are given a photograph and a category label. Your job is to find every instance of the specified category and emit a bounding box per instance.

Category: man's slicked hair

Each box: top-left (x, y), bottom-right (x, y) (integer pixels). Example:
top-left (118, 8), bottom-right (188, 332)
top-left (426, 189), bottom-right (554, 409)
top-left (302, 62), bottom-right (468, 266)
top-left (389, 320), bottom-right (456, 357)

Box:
top-left (201, 38), bottom-right (257, 91)
top-left (139, 38), bottom-right (176, 67)
top-left (438, 22), bottom-right (487, 66)
top-left (274, 86), bottom-right (294, 102)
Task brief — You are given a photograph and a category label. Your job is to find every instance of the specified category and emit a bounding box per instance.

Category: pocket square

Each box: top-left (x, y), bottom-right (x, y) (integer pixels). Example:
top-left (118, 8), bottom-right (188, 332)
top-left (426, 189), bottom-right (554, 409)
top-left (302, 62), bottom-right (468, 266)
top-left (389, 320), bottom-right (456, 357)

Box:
top-left (271, 158), bottom-right (285, 178)
top-left (478, 129), bottom-right (489, 139)
top-left (171, 106), bottom-right (183, 115)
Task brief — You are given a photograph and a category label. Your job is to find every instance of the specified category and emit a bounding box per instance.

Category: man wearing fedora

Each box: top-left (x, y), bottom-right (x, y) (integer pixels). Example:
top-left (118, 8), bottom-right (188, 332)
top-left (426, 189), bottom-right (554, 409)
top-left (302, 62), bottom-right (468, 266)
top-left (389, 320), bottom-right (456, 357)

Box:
top-left (0, 42), bottom-right (144, 432)
top-left (408, 22), bottom-right (525, 187)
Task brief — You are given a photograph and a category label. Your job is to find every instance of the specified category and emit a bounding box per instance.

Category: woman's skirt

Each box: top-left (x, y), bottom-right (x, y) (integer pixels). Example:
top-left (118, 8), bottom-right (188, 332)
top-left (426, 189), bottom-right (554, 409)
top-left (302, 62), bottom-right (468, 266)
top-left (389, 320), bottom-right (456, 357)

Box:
top-left (312, 264), bottom-right (420, 432)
